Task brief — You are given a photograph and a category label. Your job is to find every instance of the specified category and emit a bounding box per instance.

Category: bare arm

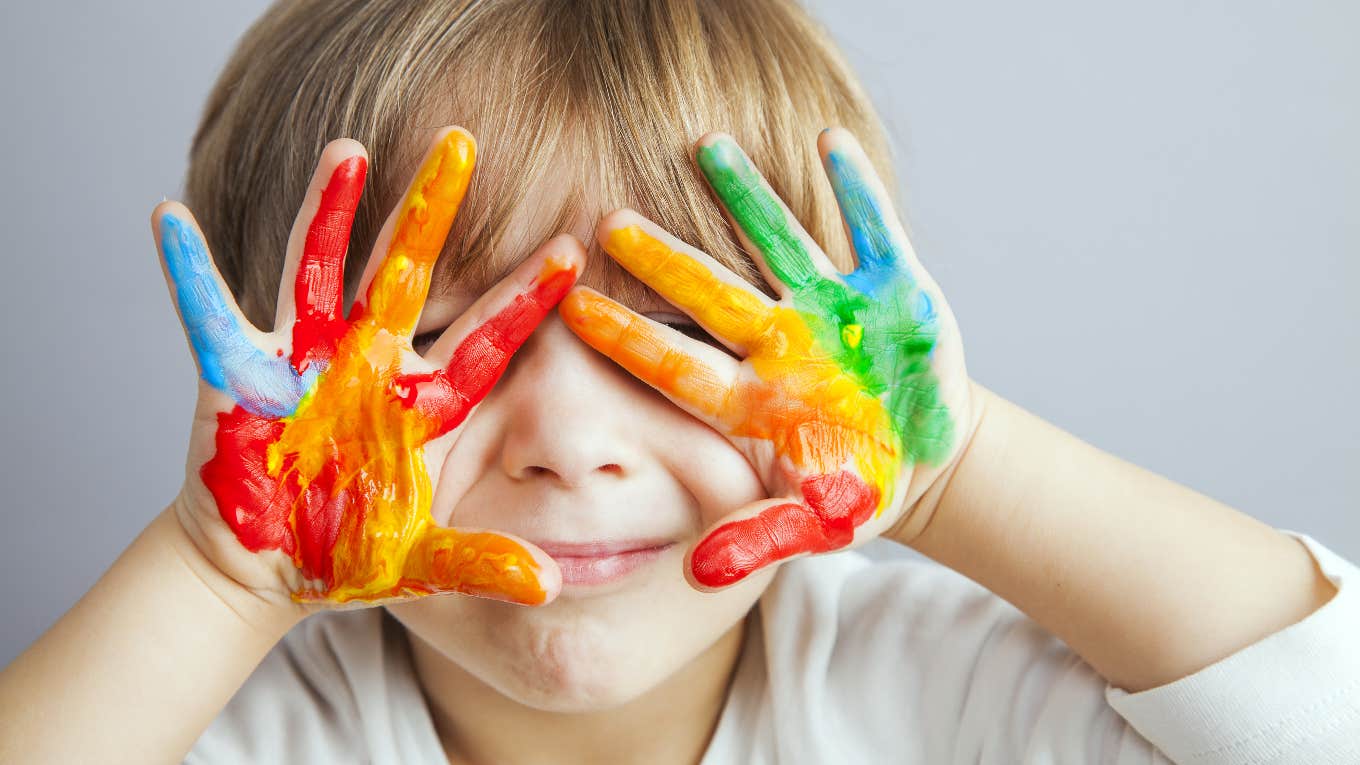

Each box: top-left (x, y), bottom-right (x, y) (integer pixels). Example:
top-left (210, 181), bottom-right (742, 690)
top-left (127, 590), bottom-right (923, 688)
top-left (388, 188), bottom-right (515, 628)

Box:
top-left (895, 383), bottom-right (1338, 693)
top-left (0, 507), bottom-right (302, 764)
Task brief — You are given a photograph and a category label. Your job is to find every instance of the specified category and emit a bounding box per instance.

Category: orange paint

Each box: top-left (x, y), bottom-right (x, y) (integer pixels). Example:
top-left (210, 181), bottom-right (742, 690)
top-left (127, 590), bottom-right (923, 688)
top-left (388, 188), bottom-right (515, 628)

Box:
top-left (567, 226), bottom-right (900, 512)
top-left (203, 131), bottom-right (570, 605)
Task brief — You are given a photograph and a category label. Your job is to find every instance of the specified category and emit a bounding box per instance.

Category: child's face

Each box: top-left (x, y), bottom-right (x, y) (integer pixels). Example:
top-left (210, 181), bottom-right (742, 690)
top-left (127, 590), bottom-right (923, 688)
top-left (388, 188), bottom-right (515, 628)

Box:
top-left (385, 210), bottom-right (777, 712)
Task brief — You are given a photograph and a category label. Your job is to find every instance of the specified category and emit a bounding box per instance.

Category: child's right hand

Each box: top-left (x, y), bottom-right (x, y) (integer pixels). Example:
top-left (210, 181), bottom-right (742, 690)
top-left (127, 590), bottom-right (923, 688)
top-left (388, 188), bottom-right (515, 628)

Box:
top-left (154, 127), bottom-right (578, 611)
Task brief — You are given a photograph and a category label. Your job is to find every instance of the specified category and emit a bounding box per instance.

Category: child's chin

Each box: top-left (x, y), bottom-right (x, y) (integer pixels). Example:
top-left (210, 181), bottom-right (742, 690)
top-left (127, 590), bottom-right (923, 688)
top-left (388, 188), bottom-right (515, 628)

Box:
top-left (495, 639), bottom-right (658, 713)
top-left (508, 680), bottom-right (652, 714)
top-left (493, 622), bottom-right (666, 712)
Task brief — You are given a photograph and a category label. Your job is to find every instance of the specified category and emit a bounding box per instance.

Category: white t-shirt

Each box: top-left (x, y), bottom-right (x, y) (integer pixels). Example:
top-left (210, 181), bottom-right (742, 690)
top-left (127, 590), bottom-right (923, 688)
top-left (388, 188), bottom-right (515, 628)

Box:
top-left (186, 531), bottom-right (1360, 763)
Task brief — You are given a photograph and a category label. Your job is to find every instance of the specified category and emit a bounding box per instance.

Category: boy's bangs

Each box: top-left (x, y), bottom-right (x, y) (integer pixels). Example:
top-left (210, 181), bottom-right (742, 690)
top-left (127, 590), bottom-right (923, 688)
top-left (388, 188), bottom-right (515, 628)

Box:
top-left (186, 0), bottom-right (892, 325)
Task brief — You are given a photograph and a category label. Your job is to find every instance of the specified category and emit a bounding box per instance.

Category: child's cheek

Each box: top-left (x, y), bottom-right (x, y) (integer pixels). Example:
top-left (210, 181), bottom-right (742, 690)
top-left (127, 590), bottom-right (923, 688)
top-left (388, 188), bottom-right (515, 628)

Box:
top-left (667, 428), bottom-right (770, 530)
top-left (419, 428), bottom-right (462, 527)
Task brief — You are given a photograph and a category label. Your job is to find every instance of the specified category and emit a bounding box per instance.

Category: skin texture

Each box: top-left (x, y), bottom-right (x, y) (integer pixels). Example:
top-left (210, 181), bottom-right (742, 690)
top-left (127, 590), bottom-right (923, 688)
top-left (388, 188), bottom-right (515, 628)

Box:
top-left (161, 129), bottom-right (580, 605)
top-left (559, 129), bottom-right (976, 589)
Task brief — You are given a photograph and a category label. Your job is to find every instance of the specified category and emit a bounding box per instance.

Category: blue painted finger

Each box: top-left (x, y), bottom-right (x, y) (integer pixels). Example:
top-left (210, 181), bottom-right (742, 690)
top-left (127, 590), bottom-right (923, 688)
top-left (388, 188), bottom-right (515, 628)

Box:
top-left (161, 214), bottom-right (314, 417)
top-left (823, 139), bottom-right (913, 297)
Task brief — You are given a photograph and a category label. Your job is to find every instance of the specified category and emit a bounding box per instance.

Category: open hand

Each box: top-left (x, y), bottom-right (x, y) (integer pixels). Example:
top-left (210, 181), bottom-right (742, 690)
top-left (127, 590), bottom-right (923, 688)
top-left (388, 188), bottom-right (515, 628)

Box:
top-left (560, 129), bottom-right (975, 589)
top-left (156, 128), bottom-right (580, 606)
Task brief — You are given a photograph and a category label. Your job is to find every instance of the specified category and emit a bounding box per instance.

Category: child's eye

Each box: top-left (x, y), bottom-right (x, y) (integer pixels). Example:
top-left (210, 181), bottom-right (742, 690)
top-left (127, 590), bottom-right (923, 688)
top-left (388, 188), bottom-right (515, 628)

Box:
top-left (646, 313), bottom-right (732, 354)
top-left (411, 316), bottom-right (731, 356)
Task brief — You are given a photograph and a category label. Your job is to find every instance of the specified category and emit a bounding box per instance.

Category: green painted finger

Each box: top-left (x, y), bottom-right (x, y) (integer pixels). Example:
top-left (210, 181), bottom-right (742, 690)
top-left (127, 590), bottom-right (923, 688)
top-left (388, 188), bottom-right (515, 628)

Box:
top-left (695, 135), bottom-right (826, 294)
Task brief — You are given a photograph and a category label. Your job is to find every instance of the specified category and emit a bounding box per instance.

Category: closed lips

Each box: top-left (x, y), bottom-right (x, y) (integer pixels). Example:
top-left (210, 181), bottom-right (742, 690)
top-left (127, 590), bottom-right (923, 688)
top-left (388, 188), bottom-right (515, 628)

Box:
top-left (533, 539), bottom-right (673, 557)
top-left (535, 540), bottom-right (675, 586)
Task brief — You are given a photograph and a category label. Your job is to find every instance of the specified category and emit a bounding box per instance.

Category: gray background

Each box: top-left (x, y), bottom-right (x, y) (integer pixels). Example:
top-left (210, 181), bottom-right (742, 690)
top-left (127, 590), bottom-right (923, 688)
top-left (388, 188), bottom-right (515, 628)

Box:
top-left (2, 1), bottom-right (1355, 666)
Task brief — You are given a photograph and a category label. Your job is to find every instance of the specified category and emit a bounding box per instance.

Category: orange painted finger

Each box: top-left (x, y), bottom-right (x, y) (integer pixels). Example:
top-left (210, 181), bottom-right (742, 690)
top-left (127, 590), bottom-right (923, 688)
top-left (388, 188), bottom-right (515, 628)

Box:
top-left (596, 212), bottom-right (779, 356)
top-left (560, 287), bottom-right (744, 425)
top-left (353, 128), bottom-right (476, 337)
top-left (402, 526), bottom-right (558, 606)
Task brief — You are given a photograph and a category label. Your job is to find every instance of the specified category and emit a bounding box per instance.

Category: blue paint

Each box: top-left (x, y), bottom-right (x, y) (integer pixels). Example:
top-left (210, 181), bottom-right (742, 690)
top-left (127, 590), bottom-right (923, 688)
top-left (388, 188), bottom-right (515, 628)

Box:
top-left (914, 290), bottom-right (936, 324)
top-left (161, 214), bottom-right (315, 417)
top-left (826, 149), bottom-right (911, 298)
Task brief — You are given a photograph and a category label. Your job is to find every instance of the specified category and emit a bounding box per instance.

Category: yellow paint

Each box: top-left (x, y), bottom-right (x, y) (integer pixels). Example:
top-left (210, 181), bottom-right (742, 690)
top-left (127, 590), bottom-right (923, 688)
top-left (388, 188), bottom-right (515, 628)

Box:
top-left (841, 323), bottom-right (863, 349)
top-left (268, 131), bottom-right (547, 605)
top-left (364, 130), bottom-right (475, 337)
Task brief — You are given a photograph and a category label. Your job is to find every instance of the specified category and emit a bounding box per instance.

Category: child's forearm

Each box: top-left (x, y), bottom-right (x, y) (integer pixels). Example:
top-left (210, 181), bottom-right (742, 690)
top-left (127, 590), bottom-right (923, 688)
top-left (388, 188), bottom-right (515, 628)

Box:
top-left (894, 383), bottom-right (1337, 693)
top-left (0, 506), bottom-right (304, 764)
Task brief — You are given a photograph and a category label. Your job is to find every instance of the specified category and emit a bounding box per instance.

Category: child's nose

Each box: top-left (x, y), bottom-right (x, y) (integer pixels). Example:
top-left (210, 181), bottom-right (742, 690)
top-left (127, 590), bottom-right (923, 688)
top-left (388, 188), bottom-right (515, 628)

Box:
top-left (490, 315), bottom-right (643, 488)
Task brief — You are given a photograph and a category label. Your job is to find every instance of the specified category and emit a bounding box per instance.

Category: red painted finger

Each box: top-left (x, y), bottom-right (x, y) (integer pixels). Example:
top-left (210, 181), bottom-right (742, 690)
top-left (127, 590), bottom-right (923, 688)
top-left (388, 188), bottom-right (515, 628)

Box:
top-left (392, 254), bottom-right (578, 436)
top-left (689, 471), bottom-right (879, 588)
top-left (291, 155), bottom-right (367, 372)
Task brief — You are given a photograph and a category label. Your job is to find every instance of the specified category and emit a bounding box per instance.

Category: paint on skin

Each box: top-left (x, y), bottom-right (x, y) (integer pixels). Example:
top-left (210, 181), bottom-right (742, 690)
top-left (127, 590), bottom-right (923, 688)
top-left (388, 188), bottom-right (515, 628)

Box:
top-left (291, 155), bottom-right (367, 374)
top-left (173, 132), bottom-right (575, 604)
top-left (562, 135), bottom-right (953, 588)
top-left (161, 216), bottom-right (317, 418)
top-left (695, 139), bottom-right (953, 464)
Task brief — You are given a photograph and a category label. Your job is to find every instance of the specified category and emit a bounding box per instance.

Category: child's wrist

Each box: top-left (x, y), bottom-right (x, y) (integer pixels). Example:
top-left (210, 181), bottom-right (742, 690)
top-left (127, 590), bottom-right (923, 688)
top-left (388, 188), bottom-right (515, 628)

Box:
top-left (153, 503), bottom-right (309, 640)
top-left (884, 378), bottom-right (994, 548)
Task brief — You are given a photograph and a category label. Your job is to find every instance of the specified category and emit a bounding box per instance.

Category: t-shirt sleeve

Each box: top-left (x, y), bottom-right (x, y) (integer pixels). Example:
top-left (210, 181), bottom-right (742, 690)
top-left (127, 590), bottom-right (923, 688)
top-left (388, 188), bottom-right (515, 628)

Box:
top-left (1105, 531), bottom-right (1360, 764)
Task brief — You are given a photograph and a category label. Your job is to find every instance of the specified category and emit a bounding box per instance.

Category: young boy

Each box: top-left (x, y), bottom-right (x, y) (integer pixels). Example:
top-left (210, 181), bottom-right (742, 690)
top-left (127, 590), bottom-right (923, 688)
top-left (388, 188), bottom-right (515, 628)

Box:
top-left (2, 1), bottom-right (1356, 763)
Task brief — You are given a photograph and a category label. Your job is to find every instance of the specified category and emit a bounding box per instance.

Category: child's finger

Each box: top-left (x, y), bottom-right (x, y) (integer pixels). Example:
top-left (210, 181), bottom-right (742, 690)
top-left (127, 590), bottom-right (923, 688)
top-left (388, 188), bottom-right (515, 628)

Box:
top-left (595, 209), bottom-right (779, 357)
top-left (693, 133), bottom-right (843, 299)
top-left (559, 286), bottom-right (746, 429)
top-left (817, 128), bottom-right (925, 294)
top-left (394, 235), bottom-right (585, 437)
top-left (683, 497), bottom-right (833, 591)
top-left (349, 127), bottom-right (476, 338)
top-left (273, 140), bottom-right (368, 373)
top-left (686, 466), bottom-right (881, 590)
top-left (152, 202), bottom-right (309, 417)
top-left (402, 524), bottom-right (561, 606)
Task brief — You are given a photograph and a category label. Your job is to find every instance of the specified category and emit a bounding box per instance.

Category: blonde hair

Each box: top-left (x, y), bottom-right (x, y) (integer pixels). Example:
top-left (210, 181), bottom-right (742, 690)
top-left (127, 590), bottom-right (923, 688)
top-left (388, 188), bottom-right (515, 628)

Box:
top-left (186, 0), bottom-right (894, 325)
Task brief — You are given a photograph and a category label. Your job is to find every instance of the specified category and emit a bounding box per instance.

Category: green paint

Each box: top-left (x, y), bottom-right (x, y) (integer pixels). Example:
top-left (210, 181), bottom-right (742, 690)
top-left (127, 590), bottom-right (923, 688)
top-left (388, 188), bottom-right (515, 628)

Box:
top-left (696, 139), bottom-right (822, 291)
top-left (696, 136), bottom-right (954, 465)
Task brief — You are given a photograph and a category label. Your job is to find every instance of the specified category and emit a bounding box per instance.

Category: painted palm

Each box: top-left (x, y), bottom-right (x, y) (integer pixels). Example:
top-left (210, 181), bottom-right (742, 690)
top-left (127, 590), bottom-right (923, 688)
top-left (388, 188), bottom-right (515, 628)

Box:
top-left (158, 130), bottom-right (573, 605)
top-left (561, 130), bottom-right (970, 588)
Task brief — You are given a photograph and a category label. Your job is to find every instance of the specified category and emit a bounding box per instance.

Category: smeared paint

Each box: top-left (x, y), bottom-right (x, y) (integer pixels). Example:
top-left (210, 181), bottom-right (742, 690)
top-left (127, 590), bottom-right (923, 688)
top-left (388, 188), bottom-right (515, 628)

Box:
top-left (561, 134), bottom-right (954, 588)
top-left (393, 258), bottom-right (577, 430)
top-left (169, 131), bottom-right (576, 604)
top-left (689, 471), bottom-right (878, 587)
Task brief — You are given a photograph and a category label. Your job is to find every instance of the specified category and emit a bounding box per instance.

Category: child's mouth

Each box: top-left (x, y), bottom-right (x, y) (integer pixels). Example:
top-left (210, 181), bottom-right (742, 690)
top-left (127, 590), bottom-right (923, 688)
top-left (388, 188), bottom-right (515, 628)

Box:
top-left (534, 540), bottom-right (675, 587)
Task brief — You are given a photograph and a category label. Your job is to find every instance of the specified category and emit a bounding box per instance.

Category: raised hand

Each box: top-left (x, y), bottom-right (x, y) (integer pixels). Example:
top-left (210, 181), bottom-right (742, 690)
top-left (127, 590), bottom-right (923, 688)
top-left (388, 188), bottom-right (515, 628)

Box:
top-left (157, 128), bottom-right (579, 606)
top-left (560, 129), bottom-right (975, 589)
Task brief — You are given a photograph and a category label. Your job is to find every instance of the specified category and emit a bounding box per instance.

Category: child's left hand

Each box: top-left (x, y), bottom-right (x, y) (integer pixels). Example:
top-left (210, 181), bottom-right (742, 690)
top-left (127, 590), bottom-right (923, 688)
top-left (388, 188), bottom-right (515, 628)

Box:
top-left (561, 129), bottom-right (979, 590)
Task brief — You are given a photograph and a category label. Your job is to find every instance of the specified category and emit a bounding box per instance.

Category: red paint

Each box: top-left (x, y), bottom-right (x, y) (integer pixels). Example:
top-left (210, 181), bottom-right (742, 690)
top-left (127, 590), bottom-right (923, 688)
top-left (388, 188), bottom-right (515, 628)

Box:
top-left (394, 264), bottom-right (576, 436)
top-left (203, 258), bottom-right (576, 594)
top-left (201, 406), bottom-right (348, 587)
top-left (690, 470), bottom-right (880, 588)
top-left (201, 407), bottom-right (296, 557)
top-left (293, 452), bottom-right (348, 587)
top-left (291, 156), bottom-right (367, 373)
